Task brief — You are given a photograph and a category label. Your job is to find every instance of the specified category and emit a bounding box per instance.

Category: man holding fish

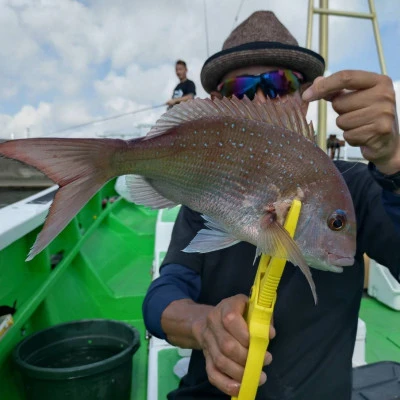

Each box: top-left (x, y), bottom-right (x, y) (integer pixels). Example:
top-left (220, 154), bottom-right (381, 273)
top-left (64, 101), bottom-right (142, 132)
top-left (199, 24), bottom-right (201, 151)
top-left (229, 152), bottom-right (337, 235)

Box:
top-left (142, 11), bottom-right (400, 400)
top-left (0, 9), bottom-right (399, 400)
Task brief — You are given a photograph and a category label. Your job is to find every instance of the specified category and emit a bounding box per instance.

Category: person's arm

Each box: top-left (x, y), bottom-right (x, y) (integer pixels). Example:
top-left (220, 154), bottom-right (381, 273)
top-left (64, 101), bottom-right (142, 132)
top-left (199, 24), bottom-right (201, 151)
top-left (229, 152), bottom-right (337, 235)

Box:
top-left (144, 206), bottom-right (273, 397)
top-left (166, 93), bottom-right (194, 107)
top-left (161, 298), bottom-right (212, 349)
top-left (142, 263), bottom-right (202, 342)
top-left (166, 81), bottom-right (196, 106)
top-left (162, 292), bottom-right (275, 397)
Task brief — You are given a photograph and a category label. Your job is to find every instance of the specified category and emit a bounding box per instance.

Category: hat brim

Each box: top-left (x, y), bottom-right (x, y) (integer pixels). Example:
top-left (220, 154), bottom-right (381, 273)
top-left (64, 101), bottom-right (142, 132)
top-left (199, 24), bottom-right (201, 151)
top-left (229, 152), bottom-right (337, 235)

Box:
top-left (200, 42), bottom-right (325, 93)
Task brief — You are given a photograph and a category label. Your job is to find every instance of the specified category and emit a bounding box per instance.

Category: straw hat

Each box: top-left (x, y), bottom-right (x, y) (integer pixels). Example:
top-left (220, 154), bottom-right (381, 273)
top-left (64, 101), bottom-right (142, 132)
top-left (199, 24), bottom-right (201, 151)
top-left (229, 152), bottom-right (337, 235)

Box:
top-left (201, 11), bottom-right (325, 93)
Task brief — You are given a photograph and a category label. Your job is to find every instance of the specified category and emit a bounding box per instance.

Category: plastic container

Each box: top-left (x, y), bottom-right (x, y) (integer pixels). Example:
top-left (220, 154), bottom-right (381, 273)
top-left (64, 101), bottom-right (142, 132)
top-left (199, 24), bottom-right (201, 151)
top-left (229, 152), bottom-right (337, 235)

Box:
top-left (352, 361), bottom-right (400, 400)
top-left (13, 319), bottom-right (140, 400)
top-left (368, 259), bottom-right (400, 310)
top-left (352, 318), bottom-right (367, 367)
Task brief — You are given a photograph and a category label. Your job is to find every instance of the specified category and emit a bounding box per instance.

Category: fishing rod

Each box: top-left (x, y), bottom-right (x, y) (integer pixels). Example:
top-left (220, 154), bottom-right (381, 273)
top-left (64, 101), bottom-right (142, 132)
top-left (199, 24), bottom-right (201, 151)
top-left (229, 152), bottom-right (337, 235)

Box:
top-left (46, 103), bottom-right (166, 136)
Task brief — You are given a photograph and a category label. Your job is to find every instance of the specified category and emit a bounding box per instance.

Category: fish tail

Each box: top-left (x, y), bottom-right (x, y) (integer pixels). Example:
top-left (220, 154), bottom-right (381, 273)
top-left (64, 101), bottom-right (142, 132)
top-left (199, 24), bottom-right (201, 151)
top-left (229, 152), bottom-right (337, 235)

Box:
top-left (0, 138), bottom-right (128, 260)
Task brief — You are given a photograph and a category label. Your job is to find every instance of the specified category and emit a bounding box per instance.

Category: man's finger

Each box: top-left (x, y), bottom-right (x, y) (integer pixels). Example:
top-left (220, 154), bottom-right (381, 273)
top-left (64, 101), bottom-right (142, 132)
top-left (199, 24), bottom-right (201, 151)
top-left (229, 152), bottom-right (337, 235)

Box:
top-left (331, 87), bottom-right (378, 114)
top-left (270, 323), bottom-right (276, 339)
top-left (336, 106), bottom-right (376, 132)
top-left (342, 124), bottom-right (377, 148)
top-left (221, 295), bottom-right (250, 347)
top-left (205, 354), bottom-right (241, 397)
top-left (211, 327), bottom-right (249, 366)
top-left (264, 351), bottom-right (273, 366)
top-left (302, 70), bottom-right (379, 102)
top-left (206, 340), bottom-right (246, 383)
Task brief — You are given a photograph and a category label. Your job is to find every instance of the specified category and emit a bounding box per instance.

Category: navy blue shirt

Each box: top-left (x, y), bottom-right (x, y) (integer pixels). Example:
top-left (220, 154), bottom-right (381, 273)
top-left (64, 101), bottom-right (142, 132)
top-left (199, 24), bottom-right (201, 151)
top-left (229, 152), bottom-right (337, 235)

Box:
top-left (382, 190), bottom-right (400, 233)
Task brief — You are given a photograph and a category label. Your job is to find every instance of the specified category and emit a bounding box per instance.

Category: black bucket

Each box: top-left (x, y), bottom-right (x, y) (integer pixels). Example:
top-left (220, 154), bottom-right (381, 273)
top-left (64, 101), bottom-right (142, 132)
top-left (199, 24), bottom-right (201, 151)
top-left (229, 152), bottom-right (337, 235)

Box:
top-left (13, 319), bottom-right (140, 400)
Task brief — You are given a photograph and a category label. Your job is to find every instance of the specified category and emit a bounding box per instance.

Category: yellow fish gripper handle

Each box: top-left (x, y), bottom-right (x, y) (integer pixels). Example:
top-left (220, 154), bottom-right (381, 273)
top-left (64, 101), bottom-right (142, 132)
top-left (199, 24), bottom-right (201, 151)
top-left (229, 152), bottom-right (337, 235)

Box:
top-left (231, 199), bottom-right (302, 400)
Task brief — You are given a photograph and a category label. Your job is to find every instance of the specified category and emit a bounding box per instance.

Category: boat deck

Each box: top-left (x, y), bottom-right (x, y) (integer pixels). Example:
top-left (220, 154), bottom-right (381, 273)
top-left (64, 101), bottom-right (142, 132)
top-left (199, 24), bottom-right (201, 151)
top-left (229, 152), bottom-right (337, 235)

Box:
top-left (0, 182), bottom-right (399, 399)
top-left (359, 296), bottom-right (400, 363)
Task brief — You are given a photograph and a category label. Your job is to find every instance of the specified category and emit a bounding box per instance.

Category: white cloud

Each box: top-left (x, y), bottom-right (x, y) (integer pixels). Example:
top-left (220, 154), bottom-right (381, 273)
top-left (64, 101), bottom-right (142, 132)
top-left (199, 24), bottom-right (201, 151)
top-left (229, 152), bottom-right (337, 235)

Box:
top-left (1, 102), bottom-right (51, 138)
top-left (0, 100), bottom-right (94, 139)
top-left (94, 64), bottom-right (173, 107)
top-left (55, 102), bottom-right (92, 127)
top-left (0, 0), bottom-right (398, 149)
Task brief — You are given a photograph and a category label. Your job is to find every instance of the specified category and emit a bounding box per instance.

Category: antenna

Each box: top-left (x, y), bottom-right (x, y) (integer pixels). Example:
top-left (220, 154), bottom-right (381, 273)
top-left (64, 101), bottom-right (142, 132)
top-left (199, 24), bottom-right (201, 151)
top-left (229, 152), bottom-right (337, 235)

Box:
top-left (232, 0), bottom-right (245, 30)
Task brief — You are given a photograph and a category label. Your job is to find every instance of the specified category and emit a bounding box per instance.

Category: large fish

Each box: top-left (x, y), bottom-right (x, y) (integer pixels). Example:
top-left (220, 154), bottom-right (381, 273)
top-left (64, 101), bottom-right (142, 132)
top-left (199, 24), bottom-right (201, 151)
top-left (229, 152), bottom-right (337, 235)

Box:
top-left (0, 96), bottom-right (357, 303)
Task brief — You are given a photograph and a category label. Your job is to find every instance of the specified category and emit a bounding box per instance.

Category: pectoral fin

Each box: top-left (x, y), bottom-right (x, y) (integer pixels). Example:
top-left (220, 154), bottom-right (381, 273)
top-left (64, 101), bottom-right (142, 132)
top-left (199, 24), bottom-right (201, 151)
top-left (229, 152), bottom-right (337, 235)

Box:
top-left (259, 215), bottom-right (317, 304)
top-left (183, 215), bottom-right (240, 253)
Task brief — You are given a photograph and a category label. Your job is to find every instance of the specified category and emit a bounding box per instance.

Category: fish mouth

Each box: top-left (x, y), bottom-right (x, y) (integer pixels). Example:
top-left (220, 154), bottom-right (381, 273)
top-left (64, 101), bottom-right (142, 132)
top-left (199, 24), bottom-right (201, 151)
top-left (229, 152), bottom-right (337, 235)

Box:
top-left (327, 253), bottom-right (354, 267)
top-left (304, 253), bottom-right (354, 273)
top-left (304, 255), bottom-right (344, 273)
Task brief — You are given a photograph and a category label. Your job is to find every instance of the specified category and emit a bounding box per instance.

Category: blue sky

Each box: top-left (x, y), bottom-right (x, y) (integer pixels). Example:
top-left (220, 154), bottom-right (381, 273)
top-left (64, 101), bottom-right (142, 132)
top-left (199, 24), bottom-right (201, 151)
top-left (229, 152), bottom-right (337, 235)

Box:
top-left (0, 0), bottom-right (398, 148)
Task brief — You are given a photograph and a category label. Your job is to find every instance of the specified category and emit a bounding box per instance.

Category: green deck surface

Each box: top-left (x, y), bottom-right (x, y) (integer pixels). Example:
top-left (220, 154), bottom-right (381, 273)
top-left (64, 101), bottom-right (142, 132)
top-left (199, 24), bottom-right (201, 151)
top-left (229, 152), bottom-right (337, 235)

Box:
top-left (359, 296), bottom-right (400, 363)
top-left (0, 181), bottom-right (158, 399)
top-left (157, 349), bottom-right (181, 399)
top-left (1, 184), bottom-right (399, 399)
top-left (161, 207), bottom-right (180, 223)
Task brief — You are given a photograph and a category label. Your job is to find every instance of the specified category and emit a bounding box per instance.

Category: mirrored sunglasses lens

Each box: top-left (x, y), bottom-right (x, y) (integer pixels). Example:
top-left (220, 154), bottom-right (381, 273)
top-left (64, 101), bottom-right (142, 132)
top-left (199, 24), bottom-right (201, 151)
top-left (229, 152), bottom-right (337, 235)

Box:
top-left (219, 76), bottom-right (258, 98)
top-left (260, 70), bottom-right (301, 96)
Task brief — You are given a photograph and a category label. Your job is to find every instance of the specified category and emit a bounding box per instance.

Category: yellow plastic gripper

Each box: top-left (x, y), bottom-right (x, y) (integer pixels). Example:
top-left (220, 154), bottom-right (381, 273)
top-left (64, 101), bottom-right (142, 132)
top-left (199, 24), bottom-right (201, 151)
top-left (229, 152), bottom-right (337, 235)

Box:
top-left (231, 199), bottom-right (302, 400)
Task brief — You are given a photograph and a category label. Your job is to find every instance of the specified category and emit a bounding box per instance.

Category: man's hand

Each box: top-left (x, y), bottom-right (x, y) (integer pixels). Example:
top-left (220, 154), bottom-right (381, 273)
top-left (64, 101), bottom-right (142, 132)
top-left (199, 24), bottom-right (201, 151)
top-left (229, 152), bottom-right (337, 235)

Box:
top-left (191, 294), bottom-right (275, 397)
top-left (302, 70), bottom-right (400, 175)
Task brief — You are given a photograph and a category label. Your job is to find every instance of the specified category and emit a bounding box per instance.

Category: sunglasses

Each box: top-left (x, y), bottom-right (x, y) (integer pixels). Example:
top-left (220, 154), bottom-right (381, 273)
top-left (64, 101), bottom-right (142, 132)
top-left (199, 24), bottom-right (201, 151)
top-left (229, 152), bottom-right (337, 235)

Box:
top-left (217, 69), bottom-right (304, 100)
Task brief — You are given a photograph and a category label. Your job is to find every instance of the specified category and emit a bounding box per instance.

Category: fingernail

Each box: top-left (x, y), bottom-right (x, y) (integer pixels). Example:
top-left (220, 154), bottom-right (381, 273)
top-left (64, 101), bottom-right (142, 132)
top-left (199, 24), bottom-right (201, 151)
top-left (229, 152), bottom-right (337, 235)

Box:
top-left (228, 382), bottom-right (241, 395)
top-left (302, 87), bottom-right (314, 101)
top-left (264, 352), bottom-right (273, 365)
top-left (259, 372), bottom-right (267, 385)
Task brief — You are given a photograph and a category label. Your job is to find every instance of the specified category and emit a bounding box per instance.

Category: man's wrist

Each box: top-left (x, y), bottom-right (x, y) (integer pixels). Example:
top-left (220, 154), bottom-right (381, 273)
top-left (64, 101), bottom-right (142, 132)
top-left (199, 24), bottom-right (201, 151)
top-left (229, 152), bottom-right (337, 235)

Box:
top-left (191, 313), bottom-right (208, 349)
top-left (368, 162), bottom-right (400, 193)
top-left (161, 299), bottom-right (211, 349)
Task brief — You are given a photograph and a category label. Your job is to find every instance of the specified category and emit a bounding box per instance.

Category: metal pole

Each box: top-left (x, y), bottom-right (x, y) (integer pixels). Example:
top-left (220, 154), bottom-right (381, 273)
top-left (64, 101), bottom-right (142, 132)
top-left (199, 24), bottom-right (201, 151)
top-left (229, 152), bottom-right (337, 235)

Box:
top-left (314, 9), bottom-right (373, 18)
top-left (368, 0), bottom-right (387, 75)
top-left (203, 0), bottom-right (210, 58)
top-left (317, 0), bottom-right (328, 151)
top-left (306, 0), bottom-right (314, 49)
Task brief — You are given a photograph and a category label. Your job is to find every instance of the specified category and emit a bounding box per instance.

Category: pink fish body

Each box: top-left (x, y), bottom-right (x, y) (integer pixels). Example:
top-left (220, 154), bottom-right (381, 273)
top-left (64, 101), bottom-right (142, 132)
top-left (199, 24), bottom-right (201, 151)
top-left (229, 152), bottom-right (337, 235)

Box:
top-left (0, 96), bottom-right (357, 303)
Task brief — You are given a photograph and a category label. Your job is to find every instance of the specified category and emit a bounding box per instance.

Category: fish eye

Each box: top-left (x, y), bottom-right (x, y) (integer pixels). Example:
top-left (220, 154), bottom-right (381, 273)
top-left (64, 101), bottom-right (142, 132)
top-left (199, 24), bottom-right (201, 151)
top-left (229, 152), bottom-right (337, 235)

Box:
top-left (327, 210), bottom-right (347, 231)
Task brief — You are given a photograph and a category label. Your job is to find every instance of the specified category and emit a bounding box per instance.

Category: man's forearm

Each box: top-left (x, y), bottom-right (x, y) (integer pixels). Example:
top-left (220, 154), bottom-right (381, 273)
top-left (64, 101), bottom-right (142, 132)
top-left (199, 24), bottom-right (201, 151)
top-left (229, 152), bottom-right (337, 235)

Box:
top-left (174, 94), bottom-right (194, 104)
top-left (161, 298), bottom-right (212, 349)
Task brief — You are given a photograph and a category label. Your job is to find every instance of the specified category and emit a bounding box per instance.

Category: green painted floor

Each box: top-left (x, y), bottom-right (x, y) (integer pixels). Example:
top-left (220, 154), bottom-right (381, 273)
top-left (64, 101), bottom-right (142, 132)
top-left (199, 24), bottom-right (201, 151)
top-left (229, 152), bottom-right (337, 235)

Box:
top-left (359, 296), bottom-right (400, 363)
top-left (158, 348), bottom-right (182, 399)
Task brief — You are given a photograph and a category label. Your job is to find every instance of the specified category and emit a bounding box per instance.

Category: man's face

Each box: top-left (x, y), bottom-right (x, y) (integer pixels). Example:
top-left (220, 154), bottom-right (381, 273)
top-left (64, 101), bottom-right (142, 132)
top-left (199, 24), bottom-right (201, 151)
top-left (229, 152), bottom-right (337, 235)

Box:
top-left (176, 64), bottom-right (187, 81)
top-left (215, 65), bottom-right (310, 116)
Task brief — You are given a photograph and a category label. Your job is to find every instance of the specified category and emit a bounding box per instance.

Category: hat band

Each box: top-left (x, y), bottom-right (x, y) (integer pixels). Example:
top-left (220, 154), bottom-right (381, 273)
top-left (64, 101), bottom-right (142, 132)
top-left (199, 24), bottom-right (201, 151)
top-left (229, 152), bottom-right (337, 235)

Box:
top-left (203, 41), bottom-right (325, 69)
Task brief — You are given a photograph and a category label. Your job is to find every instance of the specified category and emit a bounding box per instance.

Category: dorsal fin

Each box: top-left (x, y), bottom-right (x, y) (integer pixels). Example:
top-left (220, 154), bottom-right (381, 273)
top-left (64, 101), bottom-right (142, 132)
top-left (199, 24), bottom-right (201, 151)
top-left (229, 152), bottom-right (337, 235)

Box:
top-left (144, 96), bottom-right (316, 143)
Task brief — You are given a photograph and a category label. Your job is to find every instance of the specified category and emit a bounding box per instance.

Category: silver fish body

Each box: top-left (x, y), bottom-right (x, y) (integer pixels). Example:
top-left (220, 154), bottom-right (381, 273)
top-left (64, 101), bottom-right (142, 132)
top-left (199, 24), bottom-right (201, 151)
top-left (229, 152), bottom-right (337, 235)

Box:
top-left (0, 96), bottom-right (357, 303)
